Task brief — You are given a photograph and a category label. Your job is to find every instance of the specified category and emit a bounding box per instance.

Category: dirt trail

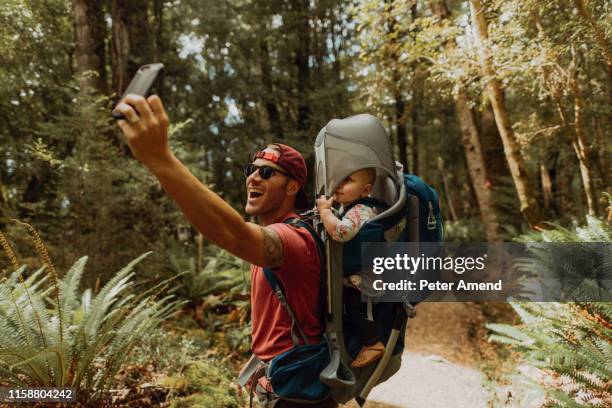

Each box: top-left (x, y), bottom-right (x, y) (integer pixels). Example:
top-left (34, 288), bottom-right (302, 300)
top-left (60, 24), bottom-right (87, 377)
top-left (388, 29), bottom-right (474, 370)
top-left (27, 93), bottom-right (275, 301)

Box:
top-left (341, 302), bottom-right (502, 408)
top-left (404, 302), bottom-right (493, 365)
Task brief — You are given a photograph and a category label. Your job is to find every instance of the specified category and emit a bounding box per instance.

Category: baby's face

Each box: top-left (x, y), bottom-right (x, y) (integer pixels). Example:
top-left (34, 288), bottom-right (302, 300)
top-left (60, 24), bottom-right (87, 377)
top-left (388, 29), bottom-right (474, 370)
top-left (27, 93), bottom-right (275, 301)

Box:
top-left (334, 170), bottom-right (372, 205)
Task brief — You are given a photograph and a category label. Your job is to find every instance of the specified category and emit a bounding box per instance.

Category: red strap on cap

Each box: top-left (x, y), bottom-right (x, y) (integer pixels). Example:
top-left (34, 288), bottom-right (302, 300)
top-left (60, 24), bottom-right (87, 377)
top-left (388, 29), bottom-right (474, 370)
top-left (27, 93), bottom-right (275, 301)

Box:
top-left (254, 151), bottom-right (279, 162)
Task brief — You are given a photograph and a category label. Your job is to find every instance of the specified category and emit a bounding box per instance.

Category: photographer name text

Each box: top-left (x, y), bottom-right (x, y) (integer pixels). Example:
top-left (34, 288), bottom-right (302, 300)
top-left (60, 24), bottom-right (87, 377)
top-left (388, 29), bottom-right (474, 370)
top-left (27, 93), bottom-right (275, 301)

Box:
top-left (373, 279), bottom-right (503, 291)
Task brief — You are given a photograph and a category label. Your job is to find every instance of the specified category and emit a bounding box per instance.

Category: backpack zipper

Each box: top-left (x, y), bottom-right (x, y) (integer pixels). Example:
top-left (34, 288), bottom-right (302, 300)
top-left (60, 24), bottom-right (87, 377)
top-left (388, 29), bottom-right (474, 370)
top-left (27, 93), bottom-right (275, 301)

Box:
top-left (427, 201), bottom-right (437, 230)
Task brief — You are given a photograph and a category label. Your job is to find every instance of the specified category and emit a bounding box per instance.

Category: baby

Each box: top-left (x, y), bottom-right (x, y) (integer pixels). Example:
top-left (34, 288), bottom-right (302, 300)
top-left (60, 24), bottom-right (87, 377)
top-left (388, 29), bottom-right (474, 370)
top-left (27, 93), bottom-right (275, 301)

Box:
top-left (316, 168), bottom-right (385, 368)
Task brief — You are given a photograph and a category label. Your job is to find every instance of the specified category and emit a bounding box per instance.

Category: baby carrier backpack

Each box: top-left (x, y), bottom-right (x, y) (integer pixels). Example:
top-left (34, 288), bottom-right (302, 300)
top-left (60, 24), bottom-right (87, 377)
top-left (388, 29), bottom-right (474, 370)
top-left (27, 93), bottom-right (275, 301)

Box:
top-left (309, 114), bottom-right (443, 406)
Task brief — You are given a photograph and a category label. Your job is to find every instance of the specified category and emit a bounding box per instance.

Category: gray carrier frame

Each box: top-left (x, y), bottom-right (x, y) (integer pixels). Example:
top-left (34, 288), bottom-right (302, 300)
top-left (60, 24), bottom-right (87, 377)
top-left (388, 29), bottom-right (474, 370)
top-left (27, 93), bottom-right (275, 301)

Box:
top-left (313, 114), bottom-right (419, 405)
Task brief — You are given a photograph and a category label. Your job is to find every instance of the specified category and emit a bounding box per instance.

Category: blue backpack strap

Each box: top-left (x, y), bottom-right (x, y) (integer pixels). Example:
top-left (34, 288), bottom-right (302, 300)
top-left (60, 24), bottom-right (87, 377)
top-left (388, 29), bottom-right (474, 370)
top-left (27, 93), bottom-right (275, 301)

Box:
top-left (285, 218), bottom-right (325, 272)
top-left (262, 266), bottom-right (309, 346)
top-left (261, 217), bottom-right (327, 346)
top-left (284, 217), bottom-right (328, 326)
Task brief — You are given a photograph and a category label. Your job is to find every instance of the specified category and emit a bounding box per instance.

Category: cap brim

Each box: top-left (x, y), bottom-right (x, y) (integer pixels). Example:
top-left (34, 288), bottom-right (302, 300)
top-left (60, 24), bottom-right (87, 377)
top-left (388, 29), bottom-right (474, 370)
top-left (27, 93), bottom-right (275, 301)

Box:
top-left (296, 189), bottom-right (310, 211)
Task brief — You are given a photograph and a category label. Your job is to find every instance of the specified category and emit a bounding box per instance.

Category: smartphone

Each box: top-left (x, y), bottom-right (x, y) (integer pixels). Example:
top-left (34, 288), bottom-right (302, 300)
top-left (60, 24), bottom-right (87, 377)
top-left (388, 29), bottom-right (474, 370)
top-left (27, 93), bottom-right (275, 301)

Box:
top-left (112, 63), bottom-right (165, 120)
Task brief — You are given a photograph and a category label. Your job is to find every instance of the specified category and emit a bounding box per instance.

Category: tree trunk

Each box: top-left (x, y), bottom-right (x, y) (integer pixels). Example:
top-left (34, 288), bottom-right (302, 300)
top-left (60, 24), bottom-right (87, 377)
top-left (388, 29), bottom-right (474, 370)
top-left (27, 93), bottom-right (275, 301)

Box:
top-left (111, 0), bottom-right (152, 99)
top-left (469, 0), bottom-right (541, 227)
top-left (260, 40), bottom-right (283, 140)
top-left (437, 157), bottom-right (458, 222)
top-left (152, 0), bottom-right (164, 98)
top-left (573, 0), bottom-right (612, 77)
top-left (0, 179), bottom-right (8, 218)
top-left (573, 0), bottom-right (612, 166)
top-left (410, 90), bottom-right (419, 175)
top-left (386, 0), bottom-right (408, 171)
top-left (329, 8), bottom-right (344, 113)
top-left (73, 0), bottom-right (107, 94)
top-left (478, 103), bottom-right (509, 181)
top-left (395, 94), bottom-right (408, 171)
top-left (152, 0), bottom-right (163, 61)
top-left (533, 10), bottom-right (600, 216)
top-left (593, 118), bottom-right (611, 189)
top-left (569, 61), bottom-right (598, 215)
top-left (409, 2), bottom-right (419, 174)
top-left (555, 152), bottom-right (572, 215)
top-left (111, 0), bottom-right (129, 98)
top-left (432, 0), bottom-right (503, 241)
top-left (455, 92), bottom-right (502, 241)
top-left (293, 0), bottom-right (311, 134)
top-left (540, 163), bottom-right (553, 210)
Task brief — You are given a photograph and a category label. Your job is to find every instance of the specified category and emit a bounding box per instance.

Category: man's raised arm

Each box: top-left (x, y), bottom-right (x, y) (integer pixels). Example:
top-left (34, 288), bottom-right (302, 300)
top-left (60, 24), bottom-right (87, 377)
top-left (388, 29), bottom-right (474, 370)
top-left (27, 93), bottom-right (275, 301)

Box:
top-left (114, 94), bottom-right (282, 267)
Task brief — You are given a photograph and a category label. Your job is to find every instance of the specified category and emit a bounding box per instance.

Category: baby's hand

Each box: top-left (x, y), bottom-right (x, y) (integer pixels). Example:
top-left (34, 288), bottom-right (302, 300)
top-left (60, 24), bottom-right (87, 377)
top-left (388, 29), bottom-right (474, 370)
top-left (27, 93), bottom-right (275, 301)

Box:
top-left (316, 195), bottom-right (334, 212)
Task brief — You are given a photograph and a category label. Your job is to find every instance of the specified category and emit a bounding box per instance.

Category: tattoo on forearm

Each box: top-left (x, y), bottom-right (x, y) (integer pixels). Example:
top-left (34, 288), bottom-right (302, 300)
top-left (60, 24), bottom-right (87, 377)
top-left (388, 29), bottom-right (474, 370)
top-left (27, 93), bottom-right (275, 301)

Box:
top-left (261, 227), bottom-right (283, 268)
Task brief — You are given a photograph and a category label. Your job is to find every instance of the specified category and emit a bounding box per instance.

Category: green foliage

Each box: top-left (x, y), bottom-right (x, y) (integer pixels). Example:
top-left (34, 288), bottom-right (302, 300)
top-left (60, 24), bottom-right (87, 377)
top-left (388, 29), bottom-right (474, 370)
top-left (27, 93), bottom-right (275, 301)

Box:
top-left (444, 217), bottom-right (485, 242)
top-left (488, 302), bottom-right (611, 407)
top-left (516, 216), bottom-right (612, 243)
top-left (126, 324), bottom-right (244, 407)
top-left (168, 245), bottom-right (248, 308)
top-left (0, 253), bottom-right (179, 406)
top-left (164, 244), bottom-right (252, 357)
top-left (163, 360), bottom-right (241, 408)
top-left (489, 216), bottom-right (612, 407)
top-left (512, 217), bottom-right (612, 301)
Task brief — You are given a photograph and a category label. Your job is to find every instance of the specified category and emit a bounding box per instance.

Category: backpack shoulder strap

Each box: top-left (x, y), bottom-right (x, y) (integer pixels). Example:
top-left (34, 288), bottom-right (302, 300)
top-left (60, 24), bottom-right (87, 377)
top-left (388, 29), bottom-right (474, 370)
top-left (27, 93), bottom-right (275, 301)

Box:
top-left (285, 218), bottom-right (325, 268)
top-left (261, 217), bottom-right (326, 346)
top-left (262, 266), bottom-right (309, 346)
top-left (285, 217), bottom-right (327, 327)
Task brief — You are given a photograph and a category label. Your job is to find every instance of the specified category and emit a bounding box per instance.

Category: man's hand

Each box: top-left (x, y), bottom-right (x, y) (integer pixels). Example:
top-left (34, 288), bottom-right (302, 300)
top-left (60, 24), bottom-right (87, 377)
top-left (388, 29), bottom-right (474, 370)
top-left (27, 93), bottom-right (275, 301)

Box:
top-left (114, 94), bottom-right (172, 169)
top-left (113, 94), bottom-right (282, 268)
top-left (316, 195), bottom-right (334, 212)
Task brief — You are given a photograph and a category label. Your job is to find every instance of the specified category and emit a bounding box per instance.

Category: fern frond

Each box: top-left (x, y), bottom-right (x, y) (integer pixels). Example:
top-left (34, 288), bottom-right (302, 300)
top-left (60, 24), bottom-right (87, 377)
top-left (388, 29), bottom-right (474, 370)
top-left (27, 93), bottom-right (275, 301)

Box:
top-left (0, 231), bottom-right (19, 272)
top-left (12, 220), bottom-right (63, 343)
top-left (59, 256), bottom-right (88, 327)
top-left (1, 251), bottom-right (176, 404)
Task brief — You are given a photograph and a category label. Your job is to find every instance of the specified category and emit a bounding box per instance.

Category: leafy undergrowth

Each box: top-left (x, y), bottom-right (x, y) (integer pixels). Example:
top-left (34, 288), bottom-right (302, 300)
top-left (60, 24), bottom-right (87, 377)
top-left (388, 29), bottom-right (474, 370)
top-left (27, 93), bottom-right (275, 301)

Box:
top-left (110, 324), bottom-right (248, 407)
top-left (162, 361), bottom-right (239, 408)
top-left (487, 217), bottom-right (612, 407)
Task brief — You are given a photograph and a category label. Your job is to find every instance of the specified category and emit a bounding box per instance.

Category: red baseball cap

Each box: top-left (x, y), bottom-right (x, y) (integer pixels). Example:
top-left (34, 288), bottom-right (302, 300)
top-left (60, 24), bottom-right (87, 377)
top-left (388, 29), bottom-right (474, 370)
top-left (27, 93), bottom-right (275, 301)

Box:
top-left (253, 143), bottom-right (310, 210)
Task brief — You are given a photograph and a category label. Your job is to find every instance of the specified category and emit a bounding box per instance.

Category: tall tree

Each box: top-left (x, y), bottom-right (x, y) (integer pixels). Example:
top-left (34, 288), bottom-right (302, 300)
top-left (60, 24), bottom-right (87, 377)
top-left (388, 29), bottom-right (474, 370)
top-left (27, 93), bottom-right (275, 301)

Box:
top-left (478, 103), bottom-right (509, 184)
top-left (291, 0), bottom-right (312, 135)
top-left (388, 0), bottom-right (409, 171)
top-left (111, 0), bottom-right (153, 99)
top-left (431, 0), bottom-right (502, 241)
top-left (355, 0), bottom-right (420, 171)
top-left (469, 0), bottom-right (542, 227)
top-left (530, 5), bottom-right (601, 215)
top-left (73, 0), bottom-right (107, 94)
top-left (408, 2), bottom-right (421, 174)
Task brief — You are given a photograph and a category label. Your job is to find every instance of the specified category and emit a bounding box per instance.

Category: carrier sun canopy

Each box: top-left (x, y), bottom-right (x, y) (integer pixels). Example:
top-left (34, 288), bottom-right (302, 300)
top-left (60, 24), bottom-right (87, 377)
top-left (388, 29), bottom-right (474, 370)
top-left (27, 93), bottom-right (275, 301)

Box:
top-left (314, 114), bottom-right (400, 204)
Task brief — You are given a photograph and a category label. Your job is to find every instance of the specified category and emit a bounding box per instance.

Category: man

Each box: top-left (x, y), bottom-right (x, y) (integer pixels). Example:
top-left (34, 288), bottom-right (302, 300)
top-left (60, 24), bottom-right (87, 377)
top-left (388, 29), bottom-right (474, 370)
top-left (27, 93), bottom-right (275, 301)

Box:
top-left (114, 95), bottom-right (336, 407)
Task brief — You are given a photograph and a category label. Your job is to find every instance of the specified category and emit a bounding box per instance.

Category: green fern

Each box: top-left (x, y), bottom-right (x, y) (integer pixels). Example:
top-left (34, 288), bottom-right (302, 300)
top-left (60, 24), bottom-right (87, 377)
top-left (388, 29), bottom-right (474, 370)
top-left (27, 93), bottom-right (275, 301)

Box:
top-left (514, 216), bottom-right (611, 301)
top-left (490, 217), bottom-right (612, 407)
top-left (0, 253), bottom-right (181, 406)
top-left (167, 248), bottom-right (247, 307)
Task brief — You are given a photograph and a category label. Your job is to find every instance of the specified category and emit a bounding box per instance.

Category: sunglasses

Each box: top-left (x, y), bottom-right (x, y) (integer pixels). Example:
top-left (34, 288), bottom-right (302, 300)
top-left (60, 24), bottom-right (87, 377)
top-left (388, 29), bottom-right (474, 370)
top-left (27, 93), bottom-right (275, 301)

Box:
top-left (243, 163), bottom-right (291, 179)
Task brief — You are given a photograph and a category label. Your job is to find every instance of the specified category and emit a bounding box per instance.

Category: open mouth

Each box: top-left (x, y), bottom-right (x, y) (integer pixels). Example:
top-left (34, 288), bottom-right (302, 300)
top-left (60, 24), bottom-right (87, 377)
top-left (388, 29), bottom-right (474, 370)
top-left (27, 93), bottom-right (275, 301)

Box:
top-left (249, 191), bottom-right (263, 199)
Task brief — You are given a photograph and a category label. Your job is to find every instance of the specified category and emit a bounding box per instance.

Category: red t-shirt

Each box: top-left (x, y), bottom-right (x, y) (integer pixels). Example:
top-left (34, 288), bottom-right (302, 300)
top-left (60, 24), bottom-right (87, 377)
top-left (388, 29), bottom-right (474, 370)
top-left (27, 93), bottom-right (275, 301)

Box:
top-left (250, 213), bottom-right (323, 360)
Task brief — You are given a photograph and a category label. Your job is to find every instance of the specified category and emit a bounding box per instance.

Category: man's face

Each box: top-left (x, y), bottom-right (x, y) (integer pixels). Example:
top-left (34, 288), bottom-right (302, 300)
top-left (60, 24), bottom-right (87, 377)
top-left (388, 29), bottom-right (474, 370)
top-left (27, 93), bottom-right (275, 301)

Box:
top-left (244, 149), bottom-right (293, 216)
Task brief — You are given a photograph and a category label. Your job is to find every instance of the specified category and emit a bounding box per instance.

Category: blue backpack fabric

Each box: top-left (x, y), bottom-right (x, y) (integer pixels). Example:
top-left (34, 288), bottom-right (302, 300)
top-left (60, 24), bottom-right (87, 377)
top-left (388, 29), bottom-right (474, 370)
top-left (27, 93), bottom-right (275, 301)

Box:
top-left (341, 174), bottom-right (443, 359)
top-left (342, 174), bottom-right (443, 278)
top-left (403, 174), bottom-right (444, 244)
top-left (266, 339), bottom-right (330, 402)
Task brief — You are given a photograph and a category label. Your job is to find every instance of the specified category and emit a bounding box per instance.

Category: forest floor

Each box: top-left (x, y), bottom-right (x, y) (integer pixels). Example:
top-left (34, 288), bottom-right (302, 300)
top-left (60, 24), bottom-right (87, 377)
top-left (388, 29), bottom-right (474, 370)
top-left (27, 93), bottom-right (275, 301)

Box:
top-left (341, 302), bottom-right (540, 408)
